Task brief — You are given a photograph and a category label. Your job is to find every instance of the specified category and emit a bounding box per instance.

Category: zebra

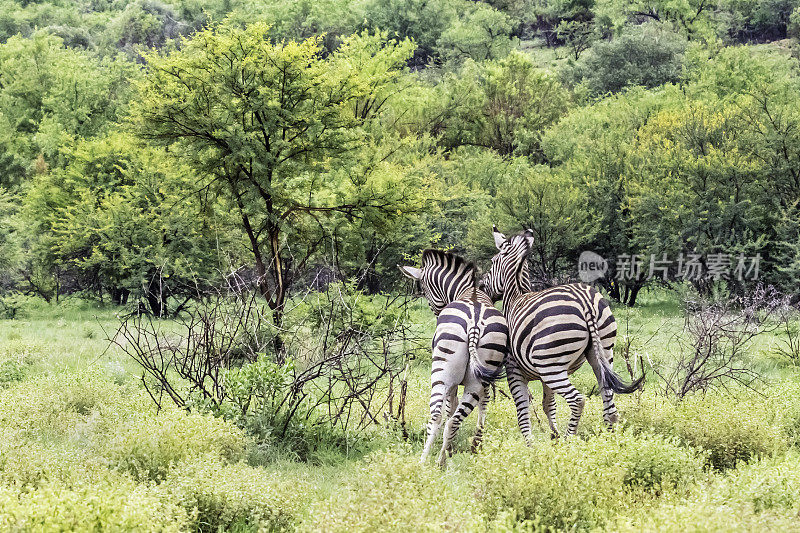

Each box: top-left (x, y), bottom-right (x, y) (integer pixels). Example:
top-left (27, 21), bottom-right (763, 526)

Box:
top-left (399, 249), bottom-right (508, 466)
top-left (480, 227), bottom-right (643, 440)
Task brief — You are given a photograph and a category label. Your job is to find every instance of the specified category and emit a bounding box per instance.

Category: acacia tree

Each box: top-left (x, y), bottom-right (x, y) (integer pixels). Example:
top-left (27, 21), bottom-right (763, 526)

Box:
top-left (21, 131), bottom-right (235, 311)
top-left (132, 22), bottom-right (422, 357)
top-left (440, 51), bottom-right (570, 160)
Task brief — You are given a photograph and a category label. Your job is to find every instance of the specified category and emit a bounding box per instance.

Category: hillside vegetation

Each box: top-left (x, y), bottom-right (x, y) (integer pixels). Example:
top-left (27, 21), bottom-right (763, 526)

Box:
top-left (1, 0), bottom-right (800, 531)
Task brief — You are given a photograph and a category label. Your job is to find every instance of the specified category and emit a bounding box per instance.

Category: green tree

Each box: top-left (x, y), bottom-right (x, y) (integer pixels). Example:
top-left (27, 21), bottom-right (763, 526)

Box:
top-left (595, 0), bottom-right (716, 38)
top-left (0, 32), bottom-right (136, 188)
top-left (132, 22), bottom-right (426, 355)
top-left (436, 2), bottom-right (515, 63)
top-left (0, 188), bottom-right (19, 289)
top-left (440, 51), bottom-right (570, 159)
top-left (361, 0), bottom-right (458, 64)
top-left (566, 23), bottom-right (687, 96)
top-left (228, 0), bottom-right (363, 52)
top-left (23, 132), bottom-right (234, 311)
top-left (718, 0), bottom-right (799, 42)
top-left (106, 0), bottom-right (195, 57)
top-left (542, 87), bottom-right (673, 304)
top-left (556, 19), bottom-right (597, 60)
top-left (491, 163), bottom-right (598, 282)
top-left (530, 0), bottom-right (596, 47)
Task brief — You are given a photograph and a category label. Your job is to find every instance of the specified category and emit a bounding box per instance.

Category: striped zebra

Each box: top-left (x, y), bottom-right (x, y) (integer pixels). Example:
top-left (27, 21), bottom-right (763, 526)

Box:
top-left (399, 249), bottom-right (508, 466)
top-left (480, 228), bottom-right (643, 440)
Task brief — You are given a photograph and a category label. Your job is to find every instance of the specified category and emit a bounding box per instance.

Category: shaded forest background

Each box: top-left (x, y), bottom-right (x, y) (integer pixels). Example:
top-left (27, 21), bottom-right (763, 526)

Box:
top-left (1, 0), bottom-right (800, 317)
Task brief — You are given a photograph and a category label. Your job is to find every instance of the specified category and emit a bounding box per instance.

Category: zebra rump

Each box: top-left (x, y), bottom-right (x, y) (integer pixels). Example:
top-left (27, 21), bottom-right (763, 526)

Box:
top-left (467, 324), bottom-right (506, 383)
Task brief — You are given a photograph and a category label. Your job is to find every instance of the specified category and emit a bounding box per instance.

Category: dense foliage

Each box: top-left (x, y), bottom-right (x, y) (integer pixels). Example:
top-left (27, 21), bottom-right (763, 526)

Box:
top-left (1, 3), bottom-right (800, 531)
top-left (0, 0), bottom-right (798, 510)
top-left (0, 0), bottom-right (798, 308)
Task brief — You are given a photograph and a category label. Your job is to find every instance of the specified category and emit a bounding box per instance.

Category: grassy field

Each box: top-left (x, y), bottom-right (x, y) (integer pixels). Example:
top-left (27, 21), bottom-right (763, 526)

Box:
top-left (1, 291), bottom-right (800, 531)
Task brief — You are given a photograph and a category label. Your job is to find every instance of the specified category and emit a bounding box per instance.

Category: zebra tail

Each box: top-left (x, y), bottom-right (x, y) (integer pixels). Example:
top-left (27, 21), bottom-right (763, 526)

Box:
top-left (468, 325), bottom-right (505, 383)
top-left (587, 312), bottom-right (644, 395)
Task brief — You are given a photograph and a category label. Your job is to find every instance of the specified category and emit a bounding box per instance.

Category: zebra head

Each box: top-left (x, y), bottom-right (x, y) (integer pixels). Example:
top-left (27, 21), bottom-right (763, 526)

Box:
top-left (480, 226), bottom-right (535, 301)
top-left (398, 249), bottom-right (476, 315)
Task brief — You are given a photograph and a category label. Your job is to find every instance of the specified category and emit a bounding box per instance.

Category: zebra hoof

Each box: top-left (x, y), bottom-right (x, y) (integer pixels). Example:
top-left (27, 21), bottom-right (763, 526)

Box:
top-left (470, 433), bottom-right (483, 452)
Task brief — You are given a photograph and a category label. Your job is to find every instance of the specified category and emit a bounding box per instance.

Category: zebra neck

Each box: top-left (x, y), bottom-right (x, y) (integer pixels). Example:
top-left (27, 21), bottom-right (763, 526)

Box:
top-left (503, 261), bottom-right (530, 312)
top-left (503, 282), bottom-right (525, 312)
top-left (455, 285), bottom-right (477, 301)
top-left (456, 287), bottom-right (493, 305)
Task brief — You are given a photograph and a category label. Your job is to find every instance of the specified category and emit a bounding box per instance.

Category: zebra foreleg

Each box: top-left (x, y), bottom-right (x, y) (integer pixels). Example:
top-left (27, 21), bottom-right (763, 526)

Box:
top-left (437, 385), bottom-right (482, 467)
top-left (471, 383), bottom-right (491, 452)
top-left (507, 366), bottom-right (533, 444)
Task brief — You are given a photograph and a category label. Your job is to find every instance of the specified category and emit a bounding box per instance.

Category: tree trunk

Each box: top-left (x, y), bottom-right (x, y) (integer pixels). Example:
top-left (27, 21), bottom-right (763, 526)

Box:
top-left (145, 276), bottom-right (167, 317)
top-left (358, 245), bottom-right (381, 295)
top-left (267, 222), bottom-right (289, 363)
top-left (110, 287), bottom-right (130, 306)
top-left (626, 284), bottom-right (642, 307)
top-left (606, 279), bottom-right (621, 302)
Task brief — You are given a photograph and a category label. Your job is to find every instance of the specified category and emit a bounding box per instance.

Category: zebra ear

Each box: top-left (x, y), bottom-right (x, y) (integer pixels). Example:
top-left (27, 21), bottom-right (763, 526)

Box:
top-left (492, 225), bottom-right (506, 250)
top-left (398, 265), bottom-right (422, 280)
top-left (523, 228), bottom-right (535, 249)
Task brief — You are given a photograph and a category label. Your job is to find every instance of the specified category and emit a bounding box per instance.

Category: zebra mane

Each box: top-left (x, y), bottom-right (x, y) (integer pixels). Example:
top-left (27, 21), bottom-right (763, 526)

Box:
top-left (420, 249), bottom-right (478, 293)
top-left (421, 249), bottom-right (476, 277)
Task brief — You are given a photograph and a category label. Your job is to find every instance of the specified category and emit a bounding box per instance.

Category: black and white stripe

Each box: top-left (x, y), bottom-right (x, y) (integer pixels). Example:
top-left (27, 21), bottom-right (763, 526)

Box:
top-left (481, 228), bottom-right (643, 439)
top-left (400, 249), bottom-right (508, 466)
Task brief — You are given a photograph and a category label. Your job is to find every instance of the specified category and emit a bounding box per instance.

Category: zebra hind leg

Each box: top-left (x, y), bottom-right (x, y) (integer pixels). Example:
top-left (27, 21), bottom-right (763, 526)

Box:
top-left (601, 388), bottom-right (619, 427)
top-left (471, 383), bottom-right (490, 452)
top-left (586, 346), bottom-right (620, 427)
top-left (443, 388), bottom-right (458, 454)
top-left (507, 366), bottom-right (534, 445)
top-left (542, 383), bottom-right (559, 439)
top-left (421, 384), bottom-right (453, 463)
top-left (544, 372), bottom-right (585, 438)
top-left (437, 384), bottom-right (483, 467)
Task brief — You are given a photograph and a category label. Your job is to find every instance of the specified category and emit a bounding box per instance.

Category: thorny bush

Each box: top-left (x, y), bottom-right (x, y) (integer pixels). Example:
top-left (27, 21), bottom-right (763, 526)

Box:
top-left (110, 279), bottom-right (426, 459)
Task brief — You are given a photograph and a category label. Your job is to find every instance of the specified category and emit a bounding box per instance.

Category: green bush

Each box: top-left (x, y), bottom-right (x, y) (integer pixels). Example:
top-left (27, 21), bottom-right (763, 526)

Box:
top-left (165, 455), bottom-right (308, 532)
top-left (102, 410), bottom-right (249, 482)
top-left (0, 293), bottom-right (30, 319)
top-left (566, 23), bottom-right (687, 96)
top-left (719, 453), bottom-right (800, 515)
top-left (0, 439), bottom-right (106, 489)
top-left (769, 382), bottom-right (800, 447)
top-left (0, 371), bottom-right (135, 441)
top-left (471, 430), bottom-right (703, 531)
top-left (628, 394), bottom-right (788, 470)
top-left (0, 357), bottom-right (25, 385)
top-left (0, 371), bottom-right (249, 482)
top-left (308, 448), bottom-right (483, 532)
top-left (616, 432), bottom-right (703, 493)
top-left (0, 471), bottom-right (188, 532)
top-left (614, 496), bottom-right (800, 532)
top-left (615, 453), bottom-right (800, 531)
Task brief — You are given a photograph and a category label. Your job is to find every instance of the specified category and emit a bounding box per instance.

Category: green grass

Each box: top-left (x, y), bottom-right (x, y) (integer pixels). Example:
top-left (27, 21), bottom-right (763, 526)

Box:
top-left (1, 292), bottom-right (799, 531)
